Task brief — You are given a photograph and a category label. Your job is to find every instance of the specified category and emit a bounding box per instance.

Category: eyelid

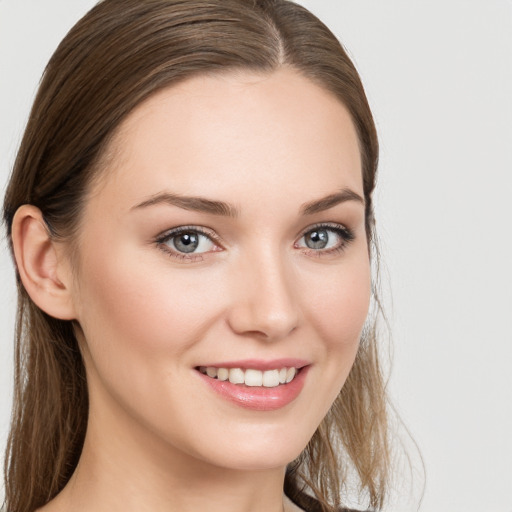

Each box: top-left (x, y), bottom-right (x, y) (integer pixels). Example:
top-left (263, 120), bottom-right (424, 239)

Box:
top-left (155, 225), bottom-right (220, 243)
top-left (153, 222), bottom-right (354, 263)
top-left (296, 222), bottom-right (353, 240)
top-left (294, 222), bottom-right (355, 255)
top-left (155, 225), bottom-right (224, 261)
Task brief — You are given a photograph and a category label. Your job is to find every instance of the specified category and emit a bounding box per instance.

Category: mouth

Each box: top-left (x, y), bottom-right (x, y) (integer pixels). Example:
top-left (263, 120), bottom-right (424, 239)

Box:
top-left (194, 360), bottom-right (310, 411)
top-left (197, 365), bottom-right (300, 387)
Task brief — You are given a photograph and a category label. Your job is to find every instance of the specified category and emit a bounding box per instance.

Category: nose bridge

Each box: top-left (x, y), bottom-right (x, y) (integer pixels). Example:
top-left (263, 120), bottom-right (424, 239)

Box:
top-left (227, 244), bottom-right (299, 341)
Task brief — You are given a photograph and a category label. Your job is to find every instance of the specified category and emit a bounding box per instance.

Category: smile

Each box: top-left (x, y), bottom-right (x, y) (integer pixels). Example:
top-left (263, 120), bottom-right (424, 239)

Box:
top-left (195, 360), bottom-right (310, 411)
top-left (198, 366), bottom-right (298, 387)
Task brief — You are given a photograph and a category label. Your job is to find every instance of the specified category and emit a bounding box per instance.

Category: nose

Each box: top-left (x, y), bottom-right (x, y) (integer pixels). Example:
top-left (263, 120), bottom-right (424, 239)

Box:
top-left (226, 252), bottom-right (300, 341)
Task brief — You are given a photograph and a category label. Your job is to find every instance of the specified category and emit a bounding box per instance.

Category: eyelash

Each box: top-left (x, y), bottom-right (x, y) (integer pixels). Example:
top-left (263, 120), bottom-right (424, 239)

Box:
top-left (294, 223), bottom-right (355, 258)
top-left (155, 225), bottom-right (221, 263)
top-left (155, 223), bottom-right (355, 262)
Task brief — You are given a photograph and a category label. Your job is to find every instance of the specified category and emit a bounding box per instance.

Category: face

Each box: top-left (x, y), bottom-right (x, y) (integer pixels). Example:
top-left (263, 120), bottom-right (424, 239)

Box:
top-left (70, 68), bottom-right (371, 472)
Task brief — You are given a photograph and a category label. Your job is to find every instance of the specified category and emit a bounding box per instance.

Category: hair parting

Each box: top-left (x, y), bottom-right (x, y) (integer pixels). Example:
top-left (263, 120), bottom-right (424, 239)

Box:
top-left (3, 2), bottom-right (392, 511)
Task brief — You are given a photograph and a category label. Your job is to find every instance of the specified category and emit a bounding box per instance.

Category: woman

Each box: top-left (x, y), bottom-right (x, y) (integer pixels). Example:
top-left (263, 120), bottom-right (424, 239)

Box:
top-left (2, 1), bottom-right (390, 511)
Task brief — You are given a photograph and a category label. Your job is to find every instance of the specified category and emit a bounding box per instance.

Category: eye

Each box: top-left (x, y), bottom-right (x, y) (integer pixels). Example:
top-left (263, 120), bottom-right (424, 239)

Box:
top-left (156, 226), bottom-right (221, 260)
top-left (295, 223), bottom-right (354, 255)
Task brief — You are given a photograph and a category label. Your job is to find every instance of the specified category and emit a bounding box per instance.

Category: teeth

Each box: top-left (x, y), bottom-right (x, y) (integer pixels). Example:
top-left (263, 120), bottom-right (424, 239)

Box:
top-left (217, 368), bottom-right (229, 381)
top-left (245, 369), bottom-right (263, 387)
top-left (199, 366), bottom-right (299, 387)
top-left (228, 368), bottom-right (245, 385)
top-left (262, 369), bottom-right (280, 387)
top-left (285, 367), bottom-right (296, 383)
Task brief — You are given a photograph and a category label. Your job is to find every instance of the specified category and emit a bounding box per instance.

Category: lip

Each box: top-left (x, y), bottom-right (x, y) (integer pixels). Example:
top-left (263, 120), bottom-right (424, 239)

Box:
top-left (197, 358), bottom-right (310, 371)
top-left (195, 360), bottom-right (311, 412)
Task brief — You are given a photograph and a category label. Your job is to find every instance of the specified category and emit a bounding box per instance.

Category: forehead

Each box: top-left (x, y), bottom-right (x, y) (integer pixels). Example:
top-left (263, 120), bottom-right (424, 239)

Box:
top-left (91, 68), bottom-right (363, 212)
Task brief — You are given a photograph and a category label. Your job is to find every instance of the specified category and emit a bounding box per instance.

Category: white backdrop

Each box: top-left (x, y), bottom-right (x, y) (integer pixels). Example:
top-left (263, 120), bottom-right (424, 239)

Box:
top-left (1, 1), bottom-right (511, 511)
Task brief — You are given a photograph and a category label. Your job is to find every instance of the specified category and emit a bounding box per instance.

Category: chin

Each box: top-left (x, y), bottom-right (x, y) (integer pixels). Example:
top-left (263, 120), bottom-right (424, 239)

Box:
top-left (187, 422), bottom-right (314, 472)
top-left (206, 446), bottom-right (304, 472)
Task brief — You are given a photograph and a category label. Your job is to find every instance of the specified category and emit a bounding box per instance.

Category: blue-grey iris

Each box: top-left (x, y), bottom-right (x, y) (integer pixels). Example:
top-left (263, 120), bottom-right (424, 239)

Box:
top-left (305, 229), bottom-right (329, 249)
top-left (174, 232), bottom-right (199, 253)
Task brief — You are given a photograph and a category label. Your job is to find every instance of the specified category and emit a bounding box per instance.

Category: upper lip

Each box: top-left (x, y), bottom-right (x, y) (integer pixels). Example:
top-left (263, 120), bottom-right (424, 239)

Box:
top-left (195, 358), bottom-right (311, 371)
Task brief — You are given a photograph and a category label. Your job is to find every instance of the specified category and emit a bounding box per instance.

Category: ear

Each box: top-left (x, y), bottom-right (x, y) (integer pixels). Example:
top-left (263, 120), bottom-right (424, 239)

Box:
top-left (11, 205), bottom-right (77, 320)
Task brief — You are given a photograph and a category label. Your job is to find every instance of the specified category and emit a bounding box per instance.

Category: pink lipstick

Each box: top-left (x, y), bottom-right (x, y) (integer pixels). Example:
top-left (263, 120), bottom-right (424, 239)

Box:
top-left (194, 359), bottom-right (310, 411)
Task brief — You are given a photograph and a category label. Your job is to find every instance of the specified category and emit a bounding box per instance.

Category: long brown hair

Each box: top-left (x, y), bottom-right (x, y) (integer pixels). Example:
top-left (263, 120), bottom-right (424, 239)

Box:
top-left (3, 1), bottom-right (389, 511)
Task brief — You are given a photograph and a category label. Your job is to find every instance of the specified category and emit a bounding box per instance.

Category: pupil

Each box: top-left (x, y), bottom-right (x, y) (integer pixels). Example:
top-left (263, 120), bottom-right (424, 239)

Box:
top-left (174, 232), bottom-right (199, 253)
top-left (307, 229), bottom-right (328, 249)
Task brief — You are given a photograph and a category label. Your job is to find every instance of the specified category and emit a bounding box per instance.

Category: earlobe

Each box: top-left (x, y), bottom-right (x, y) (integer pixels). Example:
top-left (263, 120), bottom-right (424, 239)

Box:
top-left (11, 205), bottom-right (76, 320)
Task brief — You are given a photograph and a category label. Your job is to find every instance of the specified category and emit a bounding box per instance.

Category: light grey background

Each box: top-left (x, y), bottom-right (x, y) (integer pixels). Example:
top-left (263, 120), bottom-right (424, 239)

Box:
top-left (1, 1), bottom-right (511, 511)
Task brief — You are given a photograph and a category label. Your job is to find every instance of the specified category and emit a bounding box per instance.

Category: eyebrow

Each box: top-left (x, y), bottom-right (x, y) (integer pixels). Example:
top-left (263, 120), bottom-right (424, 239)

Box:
top-left (300, 188), bottom-right (365, 215)
top-left (132, 187), bottom-right (364, 217)
top-left (132, 192), bottom-right (239, 217)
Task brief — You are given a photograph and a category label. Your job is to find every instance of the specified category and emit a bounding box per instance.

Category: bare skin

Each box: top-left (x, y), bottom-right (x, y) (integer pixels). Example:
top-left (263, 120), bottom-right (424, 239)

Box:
top-left (14, 68), bottom-right (369, 512)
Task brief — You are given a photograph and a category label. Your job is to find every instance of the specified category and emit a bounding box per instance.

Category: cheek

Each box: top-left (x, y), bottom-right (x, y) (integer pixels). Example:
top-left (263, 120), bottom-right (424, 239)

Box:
top-left (73, 245), bottom-right (227, 438)
top-left (304, 256), bottom-right (371, 351)
top-left (76, 246), bottom-right (213, 357)
top-left (303, 252), bottom-right (371, 394)
top-left (282, 252), bottom-right (371, 440)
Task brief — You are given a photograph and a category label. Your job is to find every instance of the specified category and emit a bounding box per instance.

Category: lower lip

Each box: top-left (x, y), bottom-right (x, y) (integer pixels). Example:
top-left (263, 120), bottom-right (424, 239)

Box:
top-left (196, 366), bottom-right (310, 411)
